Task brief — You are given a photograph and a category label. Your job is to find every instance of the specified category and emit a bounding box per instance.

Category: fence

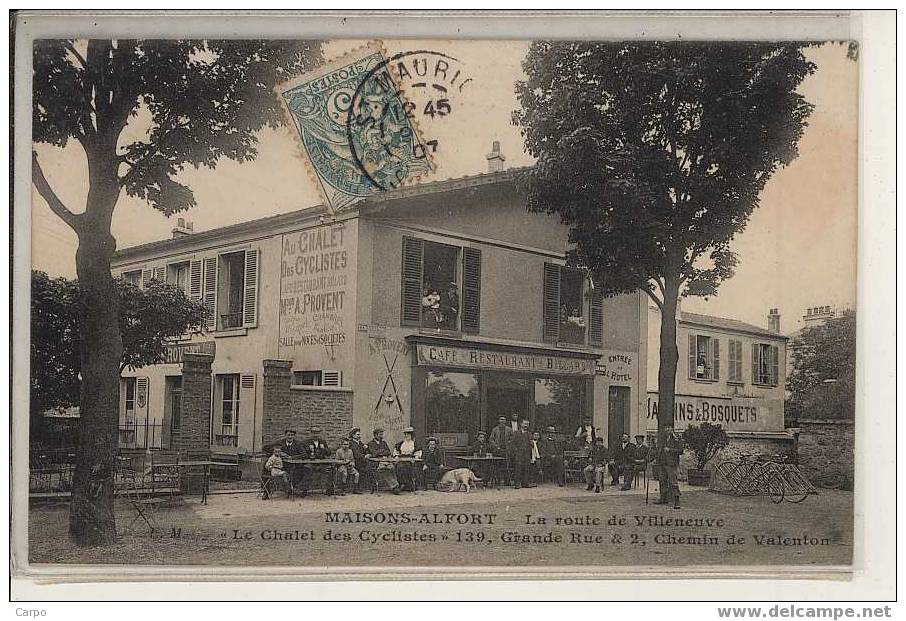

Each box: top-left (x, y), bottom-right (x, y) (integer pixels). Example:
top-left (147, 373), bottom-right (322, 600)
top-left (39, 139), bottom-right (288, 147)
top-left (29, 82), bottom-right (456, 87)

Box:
top-left (118, 421), bottom-right (165, 449)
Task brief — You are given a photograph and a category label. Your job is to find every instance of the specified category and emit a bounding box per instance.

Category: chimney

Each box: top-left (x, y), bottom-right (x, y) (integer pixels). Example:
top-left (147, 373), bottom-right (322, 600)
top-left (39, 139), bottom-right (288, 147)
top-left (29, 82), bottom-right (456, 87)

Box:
top-left (768, 307), bottom-right (781, 334)
top-left (172, 217), bottom-right (194, 239)
top-left (486, 140), bottom-right (506, 173)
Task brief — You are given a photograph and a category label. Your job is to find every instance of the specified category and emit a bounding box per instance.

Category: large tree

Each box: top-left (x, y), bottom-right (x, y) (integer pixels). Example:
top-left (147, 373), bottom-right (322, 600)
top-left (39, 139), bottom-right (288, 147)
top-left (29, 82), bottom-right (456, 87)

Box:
top-left (32, 39), bottom-right (322, 544)
top-left (514, 41), bottom-right (815, 442)
top-left (786, 309), bottom-right (856, 423)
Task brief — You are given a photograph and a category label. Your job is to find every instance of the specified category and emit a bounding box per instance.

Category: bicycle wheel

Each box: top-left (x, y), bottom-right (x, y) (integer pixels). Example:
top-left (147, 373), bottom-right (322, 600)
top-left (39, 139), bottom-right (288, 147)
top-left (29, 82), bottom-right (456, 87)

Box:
top-left (754, 463), bottom-right (785, 503)
top-left (778, 468), bottom-right (809, 503)
top-left (713, 461), bottom-right (740, 493)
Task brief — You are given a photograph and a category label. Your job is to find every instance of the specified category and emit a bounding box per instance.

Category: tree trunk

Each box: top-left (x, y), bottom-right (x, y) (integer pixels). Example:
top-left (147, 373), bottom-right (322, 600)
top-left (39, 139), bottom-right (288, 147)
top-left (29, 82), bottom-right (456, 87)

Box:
top-left (68, 149), bottom-right (122, 546)
top-left (656, 276), bottom-right (681, 447)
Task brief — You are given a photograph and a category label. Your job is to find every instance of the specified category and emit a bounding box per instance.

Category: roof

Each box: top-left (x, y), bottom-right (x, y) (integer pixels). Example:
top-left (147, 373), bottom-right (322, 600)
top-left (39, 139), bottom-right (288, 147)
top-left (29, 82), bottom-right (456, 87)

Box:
top-left (112, 167), bottom-right (528, 263)
top-left (679, 311), bottom-right (788, 340)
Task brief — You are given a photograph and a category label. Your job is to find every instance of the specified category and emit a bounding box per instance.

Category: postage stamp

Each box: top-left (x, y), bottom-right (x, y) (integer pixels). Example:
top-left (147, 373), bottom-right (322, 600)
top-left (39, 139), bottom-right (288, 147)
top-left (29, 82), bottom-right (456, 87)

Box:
top-left (278, 42), bottom-right (434, 211)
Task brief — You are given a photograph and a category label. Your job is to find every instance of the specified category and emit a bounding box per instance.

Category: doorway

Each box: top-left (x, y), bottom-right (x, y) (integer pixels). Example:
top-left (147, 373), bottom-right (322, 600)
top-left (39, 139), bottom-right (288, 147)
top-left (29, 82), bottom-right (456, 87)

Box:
top-left (608, 386), bottom-right (630, 447)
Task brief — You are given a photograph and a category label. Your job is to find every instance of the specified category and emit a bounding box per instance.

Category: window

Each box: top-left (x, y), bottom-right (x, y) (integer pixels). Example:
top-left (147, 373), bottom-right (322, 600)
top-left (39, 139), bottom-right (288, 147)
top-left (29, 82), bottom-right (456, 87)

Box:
top-left (728, 340), bottom-right (744, 383)
top-left (123, 270), bottom-right (142, 287)
top-left (752, 343), bottom-right (779, 386)
top-left (188, 248), bottom-right (259, 331)
top-left (401, 237), bottom-right (481, 333)
top-left (216, 374), bottom-right (240, 446)
top-left (542, 263), bottom-right (603, 346)
top-left (688, 334), bottom-right (720, 380)
top-left (425, 371), bottom-right (479, 448)
top-left (123, 377), bottom-right (137, 423)
top-left (167, 261), bottom-right (190, 295)
top-left (217, 251), bottom-right (246, 329)
top-left (165, 376), bottom-right (183, 432)
top-left (293, 371), bottom-right (322, 386)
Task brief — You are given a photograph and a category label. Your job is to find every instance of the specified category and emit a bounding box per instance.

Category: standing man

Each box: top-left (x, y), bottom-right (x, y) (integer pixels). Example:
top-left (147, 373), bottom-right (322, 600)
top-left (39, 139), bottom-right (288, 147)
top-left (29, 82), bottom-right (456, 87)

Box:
top-left (489, 415), bottom-right (514, 484)
top-left (608, 433), bottom-right (636, 491)
top-left (655, 426), bottom-right (684, 508)
top-left (509, 412), bottom-right (521, 433)
top-left (542, 425), bottom-right (565, 486)
top-left (510, 419), bottom-right (533, 489)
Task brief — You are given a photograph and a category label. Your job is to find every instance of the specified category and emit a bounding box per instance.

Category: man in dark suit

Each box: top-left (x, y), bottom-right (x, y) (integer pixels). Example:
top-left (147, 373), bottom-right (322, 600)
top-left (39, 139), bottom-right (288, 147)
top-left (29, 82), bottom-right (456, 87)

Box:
top-left (278, 429), bottom-right (307, 496)
top-left (510, 419), bottom-right (533, 489)
top-left (608, 433), bottom-right (636, 490)
top-left (488, 416), bottom-right (513, 456)
top-left (304, 425), bottom-right (333, 493)
top-left (542, 425), bottom-right (565, 486)
top-left (574, 415), bottom-right (597, 448)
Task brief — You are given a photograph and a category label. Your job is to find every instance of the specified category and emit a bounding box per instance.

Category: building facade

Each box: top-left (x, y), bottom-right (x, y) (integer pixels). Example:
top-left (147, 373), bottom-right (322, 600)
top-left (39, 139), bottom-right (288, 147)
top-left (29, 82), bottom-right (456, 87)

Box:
top-left (112, 170), bottom-right (648, 458)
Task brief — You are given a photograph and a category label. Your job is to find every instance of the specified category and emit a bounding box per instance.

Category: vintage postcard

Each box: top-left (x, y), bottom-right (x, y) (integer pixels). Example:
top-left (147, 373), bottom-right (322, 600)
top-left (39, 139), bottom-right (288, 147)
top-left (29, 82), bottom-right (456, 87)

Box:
top-left (10, 11), bottom-right (894, 595)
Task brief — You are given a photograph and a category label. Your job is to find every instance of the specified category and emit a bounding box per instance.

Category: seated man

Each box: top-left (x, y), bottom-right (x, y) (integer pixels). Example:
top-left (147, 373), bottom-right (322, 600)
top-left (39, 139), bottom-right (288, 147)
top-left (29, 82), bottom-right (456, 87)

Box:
top-left (366, 427), bottom-right (401, 495)
top-left (421, 436), bottom-right (444, 489)
top-left (608, 433), bottom-right (636, 491)
top-left (334, 438), bottom-right (359, 495)
top-left (304, 425), bottom-right (334, 494)
top-left (583, 437), bottom-right (610, 493)
top-left (277, 429), bottom-right (307, 496)
top-left (632, 434), bottom-right (650, 485)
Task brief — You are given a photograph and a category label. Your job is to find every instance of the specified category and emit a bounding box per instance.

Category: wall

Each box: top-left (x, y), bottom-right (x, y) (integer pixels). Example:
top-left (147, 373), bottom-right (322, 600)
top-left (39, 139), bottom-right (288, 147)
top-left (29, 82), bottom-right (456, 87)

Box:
top-left (793, 419), bottom-right (855, 490)
top-left (678, 432), bottom-right (794, 481)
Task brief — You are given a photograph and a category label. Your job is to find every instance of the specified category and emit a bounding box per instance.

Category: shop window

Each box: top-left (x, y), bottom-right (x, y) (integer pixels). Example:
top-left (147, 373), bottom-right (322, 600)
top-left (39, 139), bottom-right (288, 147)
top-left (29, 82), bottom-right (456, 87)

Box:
top-left (543, 263), bottom-right (602, 346)
top-left (688, 334), bottom-right (720, 380)
top-left (534, 378), bottom-right (583, 436)
top-left (752, 343), bottom-right (779, 386)
top-left (728, 340), bottom-right (744, 383)
top-left (216, 374), bottom-right (240, 447)
top-left (165, 376), bottom-right (182, 432)
top-left (167, 261), bottom-right (190, 295)
top-left (401, 237), bottom-right (481, 333)
top-left (425, 371), bottom-right (479, 449)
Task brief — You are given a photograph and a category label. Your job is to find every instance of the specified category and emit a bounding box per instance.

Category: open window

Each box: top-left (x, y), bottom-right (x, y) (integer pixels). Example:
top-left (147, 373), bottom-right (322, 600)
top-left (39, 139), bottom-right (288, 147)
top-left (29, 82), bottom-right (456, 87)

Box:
top-left (187, 248), bottom-right (259, 331)
top-left (215, 374), bottom-right (240, 447)
top-left (122, 270), bottom-right (142, 287)
top-left (167, 261), bottom-right (190, 295)
top-left (688, 334), bottom-right (720, 380)
top-left (542, 263), bottom-right (603, 346)
top-left (752, 343), bottom-right (779, 386)
top-left (401, 236), bottom-right (481, 333)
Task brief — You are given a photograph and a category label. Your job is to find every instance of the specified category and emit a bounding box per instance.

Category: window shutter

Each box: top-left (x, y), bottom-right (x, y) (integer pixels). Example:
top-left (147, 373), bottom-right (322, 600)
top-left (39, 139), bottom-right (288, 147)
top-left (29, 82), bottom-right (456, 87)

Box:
top-left (238, 374), bottom-right (256, 431)
top-left (542, 263), bottom-right (561, 343)
top-left (188, 259), bottom-right (203, 304)
top-left (141, 267), bottom-right (153, 289)
top-left (202, 256), bottom-right (218, 332)
top-left (588, 290), bottom-right (604, 346)
top-left (752, 343), bottom-right (759, 384)
top-left (770, 345), bottom-right (779, 386)
top-left (461, 247), bottom-right (481, 334)
top-left (242, 248), bottom-right (260, 328)
top-left (153, 266), bottom-right (166, 283)
top-left (712, 338), bottom-right (720, 380)
top-left (322, 370), bottom-right (342, 387)
top-left (400, 236), bottom-right (424, 326)
top-left (135, 377), bottom-right (150, 426)
top-left (688, 334), bottom-right (697, 379)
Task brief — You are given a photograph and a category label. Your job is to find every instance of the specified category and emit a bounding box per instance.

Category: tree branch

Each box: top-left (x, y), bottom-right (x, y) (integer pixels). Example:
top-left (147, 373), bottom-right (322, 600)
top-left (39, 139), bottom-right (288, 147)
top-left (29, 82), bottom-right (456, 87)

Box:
top-left (32, 152), bottom-right (80, 230)
top-left (63, 41), bottom-right (88, 71)
top-left (643, 285), bottom-right (664, 310)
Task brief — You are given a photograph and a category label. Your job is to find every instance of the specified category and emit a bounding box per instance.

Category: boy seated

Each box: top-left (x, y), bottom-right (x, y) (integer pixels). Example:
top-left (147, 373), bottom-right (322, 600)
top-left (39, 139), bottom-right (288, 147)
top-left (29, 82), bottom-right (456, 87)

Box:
top-left (334, 438), bottom-right (360, 495)
top-left (263, 445), bottom-right (290, 499)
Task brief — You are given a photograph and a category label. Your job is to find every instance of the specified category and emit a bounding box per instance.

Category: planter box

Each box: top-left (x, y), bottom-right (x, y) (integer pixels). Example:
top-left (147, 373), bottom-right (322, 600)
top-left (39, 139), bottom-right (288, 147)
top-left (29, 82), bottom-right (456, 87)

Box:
top-left (687, 468), bottom-right (711, 487)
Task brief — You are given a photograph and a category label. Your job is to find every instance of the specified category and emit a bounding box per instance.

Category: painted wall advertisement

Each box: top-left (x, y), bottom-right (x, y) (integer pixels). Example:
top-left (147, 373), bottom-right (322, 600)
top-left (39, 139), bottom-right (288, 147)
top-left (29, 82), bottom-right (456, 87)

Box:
top-left (279, 224), bottom-right (354, 361)
top-left (645, 392), bottom-right (782, 432)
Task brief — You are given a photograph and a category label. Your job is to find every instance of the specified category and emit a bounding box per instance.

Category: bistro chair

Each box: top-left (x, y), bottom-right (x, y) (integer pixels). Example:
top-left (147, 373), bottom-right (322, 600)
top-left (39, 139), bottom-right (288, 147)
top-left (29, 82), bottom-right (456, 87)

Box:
top-left (149, 450), bottom-right (181, 503)
top-left (117, 462), bottom-right (168, 537)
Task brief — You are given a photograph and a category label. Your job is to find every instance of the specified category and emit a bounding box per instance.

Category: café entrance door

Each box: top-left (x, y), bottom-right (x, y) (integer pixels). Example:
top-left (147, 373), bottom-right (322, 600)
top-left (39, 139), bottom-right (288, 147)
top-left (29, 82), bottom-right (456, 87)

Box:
top-left (483, 375), bottom-right (533, 431)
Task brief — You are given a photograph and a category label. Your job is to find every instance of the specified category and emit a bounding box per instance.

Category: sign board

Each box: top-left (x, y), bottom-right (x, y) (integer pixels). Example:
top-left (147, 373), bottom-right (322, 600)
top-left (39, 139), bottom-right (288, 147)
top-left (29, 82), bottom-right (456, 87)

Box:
top-left (595, 350), bottom-right (635, 384)
top-left (645, 391), bottom-right (783, 432)
top-left (163, 341), bottom-right (216, 365)
top-left (415, 344), bottom-right (596, 377)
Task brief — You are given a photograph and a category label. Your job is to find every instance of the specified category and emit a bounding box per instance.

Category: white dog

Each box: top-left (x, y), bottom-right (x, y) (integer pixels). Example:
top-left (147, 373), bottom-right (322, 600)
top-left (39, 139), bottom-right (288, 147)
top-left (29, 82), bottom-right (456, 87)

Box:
top-left (437, 468), bottom-right (482, 492)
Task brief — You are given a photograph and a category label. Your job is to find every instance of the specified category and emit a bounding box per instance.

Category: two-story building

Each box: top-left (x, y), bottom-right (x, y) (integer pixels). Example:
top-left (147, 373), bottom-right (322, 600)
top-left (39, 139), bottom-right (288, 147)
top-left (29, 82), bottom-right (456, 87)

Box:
top-left (111, 167), bottom-right (648, 460)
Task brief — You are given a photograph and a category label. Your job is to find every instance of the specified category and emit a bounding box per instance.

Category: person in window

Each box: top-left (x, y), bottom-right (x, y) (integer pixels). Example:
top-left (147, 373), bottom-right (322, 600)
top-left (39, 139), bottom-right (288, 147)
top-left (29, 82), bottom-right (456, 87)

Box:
top-left (421, 286), bottom-right (442, 328)
top-left (367, 427), bottom-right (401, 494)
top-left (393, 426), bottom-right (421, 492)
top-left (441, 282), bottom-right (459, 329)
top-left (697, 351), bottom-right (708, 378)
top-left (421, 436), bottom-right (444, 489)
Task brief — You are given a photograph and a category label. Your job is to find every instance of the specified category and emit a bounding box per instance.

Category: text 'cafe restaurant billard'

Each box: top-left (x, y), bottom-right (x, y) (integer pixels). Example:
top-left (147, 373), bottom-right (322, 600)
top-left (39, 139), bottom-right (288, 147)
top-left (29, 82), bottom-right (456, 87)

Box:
top-left (112, 159), bottom-right (787, 467)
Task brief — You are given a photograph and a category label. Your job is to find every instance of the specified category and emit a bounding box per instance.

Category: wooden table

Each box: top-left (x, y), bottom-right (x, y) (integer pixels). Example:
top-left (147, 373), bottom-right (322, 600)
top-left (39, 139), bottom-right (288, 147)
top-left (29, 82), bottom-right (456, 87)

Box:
top-left (455, 455), bottom-right (507, 488)
top-left (283, 457), bottom-right (346, 495)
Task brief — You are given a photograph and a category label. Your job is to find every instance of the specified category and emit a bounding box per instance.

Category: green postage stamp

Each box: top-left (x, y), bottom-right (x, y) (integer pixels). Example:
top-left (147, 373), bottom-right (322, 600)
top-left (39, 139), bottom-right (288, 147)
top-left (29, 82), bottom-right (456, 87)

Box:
top-left (278, 42), bottom-right (433, 212)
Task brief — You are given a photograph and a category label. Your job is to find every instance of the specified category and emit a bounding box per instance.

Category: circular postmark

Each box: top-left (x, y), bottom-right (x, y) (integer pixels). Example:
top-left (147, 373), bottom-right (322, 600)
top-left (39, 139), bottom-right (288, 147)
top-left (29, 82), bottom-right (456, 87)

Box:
top-left (346, 49), bottom-right (473, 192)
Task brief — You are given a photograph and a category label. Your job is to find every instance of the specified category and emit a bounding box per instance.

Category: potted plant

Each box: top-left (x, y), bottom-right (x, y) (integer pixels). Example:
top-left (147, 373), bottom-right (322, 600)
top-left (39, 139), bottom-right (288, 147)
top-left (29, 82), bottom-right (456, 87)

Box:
top-left (682, 422), bottom-right (729, 486)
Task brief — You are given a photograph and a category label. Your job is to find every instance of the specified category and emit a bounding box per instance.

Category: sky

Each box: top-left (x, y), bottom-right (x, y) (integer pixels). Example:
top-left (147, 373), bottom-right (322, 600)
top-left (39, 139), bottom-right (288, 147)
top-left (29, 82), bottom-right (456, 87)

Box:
top-left (31, 40), bottom-right (858, 336)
